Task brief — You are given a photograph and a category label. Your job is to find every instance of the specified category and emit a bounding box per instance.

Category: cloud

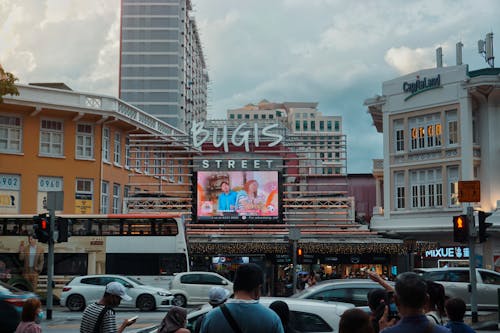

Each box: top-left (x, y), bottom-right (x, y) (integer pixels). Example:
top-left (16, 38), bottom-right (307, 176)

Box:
top-left (384, 46), bottom-right (436, 74)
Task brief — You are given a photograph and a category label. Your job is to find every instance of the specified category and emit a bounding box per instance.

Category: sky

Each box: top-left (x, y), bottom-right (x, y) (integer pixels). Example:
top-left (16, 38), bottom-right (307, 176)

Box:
top-left (1, 0), bottom-right (500, 173)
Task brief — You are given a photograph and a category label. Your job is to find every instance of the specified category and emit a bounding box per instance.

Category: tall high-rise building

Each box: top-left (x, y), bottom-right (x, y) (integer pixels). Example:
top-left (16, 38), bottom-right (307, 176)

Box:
top-left (119, 0), bottom-right (208, 131)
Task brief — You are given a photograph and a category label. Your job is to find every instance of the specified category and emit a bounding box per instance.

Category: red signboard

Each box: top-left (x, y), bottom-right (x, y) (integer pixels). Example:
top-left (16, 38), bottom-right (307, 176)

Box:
top-left (458, 181), bottom-right (480, 203)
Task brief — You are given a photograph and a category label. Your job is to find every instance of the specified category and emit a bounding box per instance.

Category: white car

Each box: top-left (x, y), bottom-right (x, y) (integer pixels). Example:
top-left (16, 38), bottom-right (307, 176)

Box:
top-left (130, 297), bottom-right (354, 333)
top-left (60, 274), bottom-right (174, 311)
top-left (169, 271), bottom-right (233, 307)
top-left (416, 267), bottom-right (500, 310)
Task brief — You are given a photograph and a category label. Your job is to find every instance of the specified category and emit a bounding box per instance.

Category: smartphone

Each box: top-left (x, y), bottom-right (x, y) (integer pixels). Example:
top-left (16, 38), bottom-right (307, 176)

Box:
top-left (127, 315), bottom-right (138, 323)
top-left (388, 303), bottom-right (400, 320)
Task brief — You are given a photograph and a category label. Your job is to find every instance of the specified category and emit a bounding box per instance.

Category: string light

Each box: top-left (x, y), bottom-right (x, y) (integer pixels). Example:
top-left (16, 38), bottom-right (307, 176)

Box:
top-left (189, 240), bottom-right (438, 255)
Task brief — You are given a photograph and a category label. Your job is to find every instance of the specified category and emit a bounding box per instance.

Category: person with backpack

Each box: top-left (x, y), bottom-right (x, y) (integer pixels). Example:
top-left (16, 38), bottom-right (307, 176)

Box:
top-left (200, 263), bottom-right (283, 333)
top-left (80, 282), bottom-right (136, 333)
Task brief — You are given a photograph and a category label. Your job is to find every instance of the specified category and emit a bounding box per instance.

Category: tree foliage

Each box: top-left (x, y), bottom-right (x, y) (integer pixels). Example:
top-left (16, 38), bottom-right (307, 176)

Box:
top-left (0, 65), bottom-right (20, 103)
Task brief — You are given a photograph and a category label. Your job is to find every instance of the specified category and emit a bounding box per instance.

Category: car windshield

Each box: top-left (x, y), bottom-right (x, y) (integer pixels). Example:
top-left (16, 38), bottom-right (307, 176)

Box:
top-left (125, 276), bottom-right (145, 285)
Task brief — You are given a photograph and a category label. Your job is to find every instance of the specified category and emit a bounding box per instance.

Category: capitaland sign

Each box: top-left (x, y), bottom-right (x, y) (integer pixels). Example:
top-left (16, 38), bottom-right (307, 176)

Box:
top-left (402, 74), bottom-right (441, 101)
top-left (191, 121), bottom-right (283, 153)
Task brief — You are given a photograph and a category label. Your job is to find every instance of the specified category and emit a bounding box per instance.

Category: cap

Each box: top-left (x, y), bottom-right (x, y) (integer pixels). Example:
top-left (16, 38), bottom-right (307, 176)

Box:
top-left (105, 282), bottom-right (132, 301)
top-left (208, 286), bottom-right (230, 305)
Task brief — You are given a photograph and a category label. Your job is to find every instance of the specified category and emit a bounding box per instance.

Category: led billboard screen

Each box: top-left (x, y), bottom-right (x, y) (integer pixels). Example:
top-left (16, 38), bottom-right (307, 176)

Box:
top-left (195, 171), bottom-right (281, 223)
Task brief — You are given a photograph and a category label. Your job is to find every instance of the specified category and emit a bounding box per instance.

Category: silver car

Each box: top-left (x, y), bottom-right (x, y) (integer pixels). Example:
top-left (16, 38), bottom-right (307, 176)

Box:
top-left (290, 279), bottom-right (391, 307)
top-left (60, 274), bottom-right (174, 311)
top-left (416, 267), bottom-right (500, 309)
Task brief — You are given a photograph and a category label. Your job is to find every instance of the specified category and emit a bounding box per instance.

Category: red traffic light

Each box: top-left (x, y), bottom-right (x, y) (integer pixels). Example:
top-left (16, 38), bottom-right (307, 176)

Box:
top-left (40, 219), bottom-right (48, 230)
top-left (297, 248), bottom-right (303, 256)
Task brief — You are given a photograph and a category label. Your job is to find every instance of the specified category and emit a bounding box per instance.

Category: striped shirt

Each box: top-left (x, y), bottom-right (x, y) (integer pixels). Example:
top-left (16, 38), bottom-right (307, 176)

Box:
top-left (80, 303), bottom-right (117, 333)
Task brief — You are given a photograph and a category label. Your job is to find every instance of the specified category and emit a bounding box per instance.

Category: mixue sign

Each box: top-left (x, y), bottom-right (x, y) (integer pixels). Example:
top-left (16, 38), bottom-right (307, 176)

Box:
top-left (424, 246), bottom-right (469, 259)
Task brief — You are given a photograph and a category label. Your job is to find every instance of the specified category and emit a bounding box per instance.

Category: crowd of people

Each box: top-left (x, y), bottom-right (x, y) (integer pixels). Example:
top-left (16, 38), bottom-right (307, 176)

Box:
top-left (14, 264), bottom-right (477, 333)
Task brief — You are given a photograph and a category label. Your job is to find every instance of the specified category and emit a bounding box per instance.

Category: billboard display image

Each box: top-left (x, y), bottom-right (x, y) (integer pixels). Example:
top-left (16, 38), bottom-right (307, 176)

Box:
top-left (196, 171), bottom-right (280, 222)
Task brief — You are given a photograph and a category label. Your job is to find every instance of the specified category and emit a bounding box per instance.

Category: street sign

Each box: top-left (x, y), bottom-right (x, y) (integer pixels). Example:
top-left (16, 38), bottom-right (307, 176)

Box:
top-left (458, 181), bottom-right (480, 203)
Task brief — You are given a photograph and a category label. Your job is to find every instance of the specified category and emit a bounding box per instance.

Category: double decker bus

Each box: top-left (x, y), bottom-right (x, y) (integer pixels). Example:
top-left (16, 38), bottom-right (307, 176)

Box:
top-left (0, 213), bottom-right (189, 293)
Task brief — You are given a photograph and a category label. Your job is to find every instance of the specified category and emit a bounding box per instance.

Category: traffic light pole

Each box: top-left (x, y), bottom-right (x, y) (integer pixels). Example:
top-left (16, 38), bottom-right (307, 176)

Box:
top-left (46, 208), bottom-right (55, 320)
top-left (292, 239), bottom-right (297, 295)
top-left (467, 205), bottom-right (478, 323)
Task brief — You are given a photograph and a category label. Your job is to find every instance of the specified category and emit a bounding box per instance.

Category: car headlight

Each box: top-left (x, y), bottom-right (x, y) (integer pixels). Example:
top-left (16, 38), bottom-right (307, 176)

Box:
top-left (157, 291), bottom-right (172, 297)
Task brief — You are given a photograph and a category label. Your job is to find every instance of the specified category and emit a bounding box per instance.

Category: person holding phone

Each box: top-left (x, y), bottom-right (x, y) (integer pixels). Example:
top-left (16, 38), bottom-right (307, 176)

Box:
top-left (80, 282), bottom-right (136, 333)
top-left (378, 272), bottom-right (450, 333)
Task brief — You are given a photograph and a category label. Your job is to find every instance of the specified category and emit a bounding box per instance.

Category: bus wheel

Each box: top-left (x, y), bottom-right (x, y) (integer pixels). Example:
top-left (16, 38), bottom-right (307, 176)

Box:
top-left (67, 294), bottom-right (85, 311)
top-left (172, 294), bottom-right (186, 307)
top-left (137, 295), bottom-right (156, 312)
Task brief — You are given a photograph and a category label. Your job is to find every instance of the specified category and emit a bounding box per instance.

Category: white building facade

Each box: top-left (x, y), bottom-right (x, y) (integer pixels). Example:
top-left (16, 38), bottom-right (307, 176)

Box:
top-left (365, 64), bottom-right (500, 270)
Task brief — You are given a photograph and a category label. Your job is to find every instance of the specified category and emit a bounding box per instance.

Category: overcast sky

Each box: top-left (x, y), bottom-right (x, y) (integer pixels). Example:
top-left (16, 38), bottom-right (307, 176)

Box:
top-left (1, 0), bottom-right (500, 173)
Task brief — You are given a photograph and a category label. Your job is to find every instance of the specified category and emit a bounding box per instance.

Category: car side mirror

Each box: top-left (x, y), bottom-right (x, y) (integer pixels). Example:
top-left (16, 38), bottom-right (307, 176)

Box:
top-left (221, 281), bottom-right (228, 285)
top-left (125, 283), bottom-right (133, 288)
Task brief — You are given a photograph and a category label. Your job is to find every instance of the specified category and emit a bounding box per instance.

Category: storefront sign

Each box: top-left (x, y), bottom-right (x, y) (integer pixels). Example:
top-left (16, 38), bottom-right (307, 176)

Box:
top-left (38, 176), bottom-right (63, 191)
top-left (403, 74), bottom-right (441, 101)
top-left (191, 121), bottom-right (283, 153)
top-left (0, 174), bottom-right (20, 190)
top-left (424, 246), bottom-right (469, 259)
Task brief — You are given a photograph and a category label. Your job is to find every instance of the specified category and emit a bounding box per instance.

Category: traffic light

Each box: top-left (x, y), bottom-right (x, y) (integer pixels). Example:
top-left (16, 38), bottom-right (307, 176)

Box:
top-left (453, 215), bottom-right (469, 243)
top-left (478, 211), bottom-right (492, 243)
top-left (33, 214), bottom-right (50, 243)
top-left (56, 217), bottom-right (71, 243)
top-left (297, 247), bottom-right (304, 264)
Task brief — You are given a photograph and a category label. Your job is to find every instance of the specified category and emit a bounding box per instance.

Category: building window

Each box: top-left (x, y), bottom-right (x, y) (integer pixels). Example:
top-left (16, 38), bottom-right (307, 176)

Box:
top-left (253, 114), bottom-right (258, 119)
top-left (395, 172), bottom-right (405, 209)
top-left (410, 168), bottom-right (443, 208)
top-left (40, 119), bottom-right (63, 156)
top-left (295, 120), bottom-right (300, 131)
top-left (244, 114), bottom-right (250, 119)
top-left (409, 114), bottom-right (442, 151)
top-left (269, 114), bottom-right (274, 119)
top-left (101, 181), bottom-right (109, 214)
top-left (319, 121), bottom-right (324, 131)
top-left (303, 121), bottom-right (308, 131)
top-left (446, 110), bottom-right (458, 145)
top-left (112, 183), bottom-right (121, 214)
top-left (0, 115), bottom-right (22, 153)
top-left (144, 147), bottom-right (150, 174)
top-left (125, 137), bottom-right (131, 168)
top-left (229, 114), bottom-right (235, 119)
top-left (447, 166), bottom-right (460, 207)
top-left (262, 114), bottom-right (266, 119)
top-left (311, 121), bottom-right (315, 130)
top-left (114, 132), bottom-right (121, 165)
top-left (178, 165), bottom-right (183, 183)
top-left (334, 121), bottom-right (340, 131)
top-left (102, 127), bottom-right (110, 162)
top-left (76, 123), bottom-right (93, 159)
top-left (327, 120), bottom-right (332, 131)
top-left (169, 159), bottom-right (174, 182)
top-left (393, 119), bottom-right (405, 152)
top-left (237, 114), bottom-right (242, 119)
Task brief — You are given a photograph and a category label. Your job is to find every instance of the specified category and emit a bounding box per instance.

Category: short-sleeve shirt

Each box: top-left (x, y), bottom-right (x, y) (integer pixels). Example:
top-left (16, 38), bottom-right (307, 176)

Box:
top-left (80, 303), bottom-right (117, 333)
top-left (200, 300), bottom-right (284, 333)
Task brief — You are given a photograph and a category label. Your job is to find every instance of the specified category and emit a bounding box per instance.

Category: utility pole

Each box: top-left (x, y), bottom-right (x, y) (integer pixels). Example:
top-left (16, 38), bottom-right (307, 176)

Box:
top-left (46, 208), bottom-right (55, 320)
top-left (289, 228), bottom-right (301, 295)
top-left (468, 206), bottom-right (478, 323)
top-left (45, 191), bottom-right (63, 320)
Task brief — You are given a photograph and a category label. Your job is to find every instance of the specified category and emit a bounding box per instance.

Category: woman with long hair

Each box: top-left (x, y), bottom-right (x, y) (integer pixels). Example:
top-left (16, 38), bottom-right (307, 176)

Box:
top-left (15, 298), bottom-right (43, 333)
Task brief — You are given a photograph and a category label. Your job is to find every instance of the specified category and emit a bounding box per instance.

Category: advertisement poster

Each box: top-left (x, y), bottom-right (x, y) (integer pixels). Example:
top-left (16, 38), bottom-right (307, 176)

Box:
top-left (75, 193), bottom-right (93, 214)
top-left (196, 171), bottom-right (280, 222)
top-left (0, 191), bottom-right (19, 214)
